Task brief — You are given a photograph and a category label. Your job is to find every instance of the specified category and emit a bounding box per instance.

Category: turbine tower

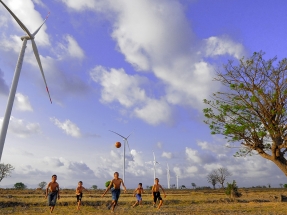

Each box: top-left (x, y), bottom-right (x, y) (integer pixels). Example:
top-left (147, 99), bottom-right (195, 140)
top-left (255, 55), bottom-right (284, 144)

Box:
top-left (0, 0), bottom-right (52, 161)
top-left (109, 130), bottom-right (133, 183)
top-left (176, 174), bottom-right (179, 189)
top-left (167, 163), bottom-right (170, 189)
top-left (152, 152), bottom-right (160, 179)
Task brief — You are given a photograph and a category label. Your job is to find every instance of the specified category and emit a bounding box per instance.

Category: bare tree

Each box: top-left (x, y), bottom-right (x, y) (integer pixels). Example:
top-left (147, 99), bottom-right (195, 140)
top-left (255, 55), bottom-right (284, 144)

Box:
top-left (0, 163), bottom-right (14, 182)
top-left (214, 168), bottom-right (232, 188)
top-left (38, 181), bottom-right (47, 189)
top-left (207, 172), bottom-right (218, 189)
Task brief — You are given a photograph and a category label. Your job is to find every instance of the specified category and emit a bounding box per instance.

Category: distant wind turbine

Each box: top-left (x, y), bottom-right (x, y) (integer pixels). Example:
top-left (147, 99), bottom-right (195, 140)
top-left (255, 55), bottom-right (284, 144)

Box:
top-left (167, 163), bottom-right (170, 189)
top-left (146, 151), bottom-right (160, 183)
top-left (109, 130), bottom-right (133, 183)
top-left (176, 174), bottom-right (179, 189)
top-left (0, 0), bottom-right (52, 161)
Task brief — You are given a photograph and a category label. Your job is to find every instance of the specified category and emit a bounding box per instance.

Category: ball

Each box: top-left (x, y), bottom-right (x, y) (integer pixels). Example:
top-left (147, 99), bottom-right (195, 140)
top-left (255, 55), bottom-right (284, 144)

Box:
top-left (115, 142), bottom-right (121, 148)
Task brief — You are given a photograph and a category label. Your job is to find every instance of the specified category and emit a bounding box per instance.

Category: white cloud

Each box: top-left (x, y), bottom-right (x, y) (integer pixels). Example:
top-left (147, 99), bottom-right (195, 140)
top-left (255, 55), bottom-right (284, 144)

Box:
top-left (65, 35), bottom-right (85, 59)
top-left (70, 0), bottom-right (245, 125)
top-left (162, 151), bottom-right (172, 159)
top-left (204, 36), bottom-right (245, 59)
top-left (156, 142), bottom-right (162, 149)
top-left (90, 66), bottom-right (174, 125)
top-left (90, 66), bottom-right (147, 107)
top-left (50, 117), bottom-right (81, 137)
top-left (0, 116), bottom-right (41, 138)
top-left (14, 93), bottom-right (33, 111)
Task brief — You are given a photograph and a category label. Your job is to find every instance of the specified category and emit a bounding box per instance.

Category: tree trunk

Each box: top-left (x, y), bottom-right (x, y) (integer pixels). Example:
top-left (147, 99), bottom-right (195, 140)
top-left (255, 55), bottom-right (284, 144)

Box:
top-left (258, 150), bottom-right (287, 177)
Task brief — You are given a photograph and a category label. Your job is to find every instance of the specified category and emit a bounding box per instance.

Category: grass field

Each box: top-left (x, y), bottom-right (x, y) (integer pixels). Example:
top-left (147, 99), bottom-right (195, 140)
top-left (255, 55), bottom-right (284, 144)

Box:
top-left (0, 188), bottom-right (287, 214)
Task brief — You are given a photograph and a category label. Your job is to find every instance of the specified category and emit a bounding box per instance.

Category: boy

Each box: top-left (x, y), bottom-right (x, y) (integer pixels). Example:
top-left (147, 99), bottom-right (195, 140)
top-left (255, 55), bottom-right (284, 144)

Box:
top-left (132, 183), bottom-right (144, 207)
top-left (151, 178), bottom-right (166, 210)
top-left (45, 174), bottom-right (60, 214)
top-left (75, 181), bottom-right (89, 210)
top-left (102, 172), bottom-right (127, 213)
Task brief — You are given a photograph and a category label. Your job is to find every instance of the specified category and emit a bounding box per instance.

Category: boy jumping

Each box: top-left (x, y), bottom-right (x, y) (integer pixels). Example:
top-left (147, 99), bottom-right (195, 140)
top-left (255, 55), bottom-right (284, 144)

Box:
top-left (102, 172), bottom-right (127, 213)
top-left (151, 178), bottom-right (166, 210)
top-left (45, 174), bottom-right (60, 214)
top-left (132, 182), bottom-right (144, 207)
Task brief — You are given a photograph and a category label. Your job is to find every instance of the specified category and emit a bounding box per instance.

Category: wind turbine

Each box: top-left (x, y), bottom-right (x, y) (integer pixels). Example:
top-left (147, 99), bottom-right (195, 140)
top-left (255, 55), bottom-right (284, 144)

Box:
top-left (176, 174), bottom-right (179, 189)
top-left (0, 1), bottom-right (52, 161)
top-left (146, 151), bottom-right (160, 183)
top-left (109, 130), bottom-right (133, 183)
top-left (167, 163), bottom-right (170, 189)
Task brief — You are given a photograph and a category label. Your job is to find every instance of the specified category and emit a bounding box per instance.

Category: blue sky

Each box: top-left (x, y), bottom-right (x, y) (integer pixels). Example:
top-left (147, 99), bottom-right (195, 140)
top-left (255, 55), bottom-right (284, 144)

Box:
top-left (0, 0), bottom-right (286, 189)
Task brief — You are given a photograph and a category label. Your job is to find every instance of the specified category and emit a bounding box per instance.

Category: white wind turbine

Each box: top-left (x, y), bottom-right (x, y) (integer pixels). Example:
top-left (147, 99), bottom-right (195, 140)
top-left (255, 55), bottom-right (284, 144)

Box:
top-left (167, 163), bottom-right (170, 189)
top-left (109, 130), bottom-right (133, 183)
top-left (0, 1), bottom-right (52, 161)
top-left (146, 151), bottom-right (160, 183)
top-left (176, 174), bottom-right (179, 189)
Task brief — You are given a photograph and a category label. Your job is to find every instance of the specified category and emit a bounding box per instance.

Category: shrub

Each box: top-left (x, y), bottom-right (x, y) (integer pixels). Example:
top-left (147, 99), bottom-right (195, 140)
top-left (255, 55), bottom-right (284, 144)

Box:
top-left (225, 180), bottom-right (241, 198)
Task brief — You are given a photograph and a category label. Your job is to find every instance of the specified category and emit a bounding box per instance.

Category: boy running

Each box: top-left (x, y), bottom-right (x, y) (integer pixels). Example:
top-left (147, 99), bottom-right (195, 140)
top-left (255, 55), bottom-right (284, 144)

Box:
top-left (132, 183), bottom-right (144, 207)
top-left (151, 178), bottom-right (166, 210)
top-left (75, 181), bottom-right (89, 210)
top-left (45, 174), bottom-right (60, 214)
top-left (102, 172), bottom-right (127, 213)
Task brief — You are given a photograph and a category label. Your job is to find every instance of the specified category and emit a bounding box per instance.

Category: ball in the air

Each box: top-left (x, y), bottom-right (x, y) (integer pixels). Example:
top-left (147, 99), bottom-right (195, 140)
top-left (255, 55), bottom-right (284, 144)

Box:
top-left (115, 142), bottom-right (121, 148)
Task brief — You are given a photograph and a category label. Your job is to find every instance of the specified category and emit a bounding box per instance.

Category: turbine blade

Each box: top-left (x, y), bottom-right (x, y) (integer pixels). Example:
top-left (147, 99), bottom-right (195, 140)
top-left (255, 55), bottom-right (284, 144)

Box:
top-left (126, 133), bottom-right (133, 139)
top-left (109, 130), bottom-right (126, 139)
top-left (32, 12), bottom-right (50, 37)
top-left (126, 140), bottom-right (134, 160)
top-left (0, 0), bottom-right (32, 37)
top-left (31, 39), bottom-right (52, 103)
top-left (153, 151), bottom-right (156, 161)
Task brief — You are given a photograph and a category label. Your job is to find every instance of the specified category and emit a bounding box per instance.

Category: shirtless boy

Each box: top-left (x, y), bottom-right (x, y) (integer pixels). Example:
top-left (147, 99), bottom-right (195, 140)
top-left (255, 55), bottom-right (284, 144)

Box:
top-left (132, 183), bottom-right (144, 207)
top-left (102, 172), bottom-right (127, 212)
top-left (75, 181), bottom-right (89, 210)
top-left (45, 175), bottom-right (60, 214)
top-left (151, 178), bottom-right (166, 210)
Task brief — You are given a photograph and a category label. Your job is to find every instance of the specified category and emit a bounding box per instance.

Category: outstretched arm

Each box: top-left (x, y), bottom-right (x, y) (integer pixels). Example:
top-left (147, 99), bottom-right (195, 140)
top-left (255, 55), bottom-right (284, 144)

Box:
top-left (102, 180), bottom-right (113, 197)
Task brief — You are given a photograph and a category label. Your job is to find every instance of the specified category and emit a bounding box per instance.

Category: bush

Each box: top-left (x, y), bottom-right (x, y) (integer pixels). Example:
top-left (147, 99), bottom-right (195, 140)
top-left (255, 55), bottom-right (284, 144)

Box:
top-left (225, 180), bottom-right (241, 198)
top-left (283, 184), bottom-right (287, 188)
top-left (105, 181), bottom-right (113, 188)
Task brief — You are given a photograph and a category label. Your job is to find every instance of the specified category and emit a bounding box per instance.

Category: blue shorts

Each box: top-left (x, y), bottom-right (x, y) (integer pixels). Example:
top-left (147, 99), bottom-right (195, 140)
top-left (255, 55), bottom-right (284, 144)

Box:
top-left (48, 192), bottom-right (58, 206)
top-left (136, 194), bottom-right (142, 201)
top-left (111, 188), bottom-right (121, 201)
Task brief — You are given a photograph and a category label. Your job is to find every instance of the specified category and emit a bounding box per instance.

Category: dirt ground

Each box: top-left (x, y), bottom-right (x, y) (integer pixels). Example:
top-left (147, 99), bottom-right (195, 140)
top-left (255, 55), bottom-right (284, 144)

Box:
top-left (0, 188), bottom-right (286, 214)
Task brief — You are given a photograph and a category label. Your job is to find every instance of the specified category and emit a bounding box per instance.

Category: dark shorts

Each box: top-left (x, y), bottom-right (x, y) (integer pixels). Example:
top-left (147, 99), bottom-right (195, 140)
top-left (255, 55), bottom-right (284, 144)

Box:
top-left (48, 191), bottom-right (58, 206)
top-left (111, 188), bottom-right (121, 201)
top-left (136, 194), bottom-right (142, 201)
top-left (76, 193), bottom-right (83, 202)
top-left (153, 192), bottom-right (162, 203)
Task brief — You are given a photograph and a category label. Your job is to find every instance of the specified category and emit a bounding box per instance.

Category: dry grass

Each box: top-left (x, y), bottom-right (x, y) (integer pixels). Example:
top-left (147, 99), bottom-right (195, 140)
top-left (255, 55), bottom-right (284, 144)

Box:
top-left (0, 188), bottom-right (287, 214)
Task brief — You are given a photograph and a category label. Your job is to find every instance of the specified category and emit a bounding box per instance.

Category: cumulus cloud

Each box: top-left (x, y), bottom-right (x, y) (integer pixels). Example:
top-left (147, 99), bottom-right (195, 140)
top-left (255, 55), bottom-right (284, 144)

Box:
top-left (50, 117), bottom-right (81, 137)
top-left (90, 66), bottom-right (174, 125)
top-left (204, 36), bottom-right (245, 59)
top-left (162, 151), bottom-right (173, 159)
top-left (14, 93), bottom-right (33, 111)
top-left (56, 35), bottom-right (85, 60)
top-left (0, 116), bottom-right (41, 138)
top-left (66, 0), bottom-right (245, 125)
